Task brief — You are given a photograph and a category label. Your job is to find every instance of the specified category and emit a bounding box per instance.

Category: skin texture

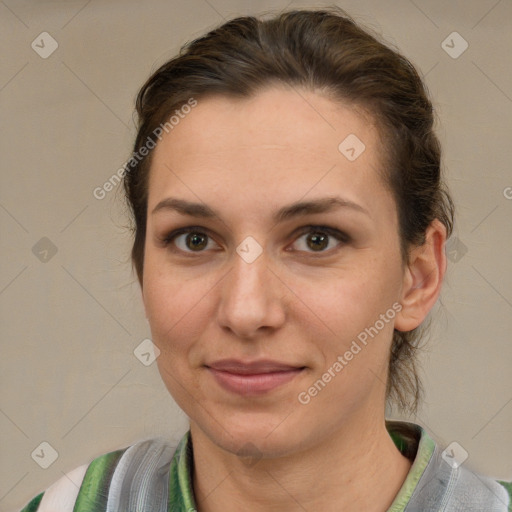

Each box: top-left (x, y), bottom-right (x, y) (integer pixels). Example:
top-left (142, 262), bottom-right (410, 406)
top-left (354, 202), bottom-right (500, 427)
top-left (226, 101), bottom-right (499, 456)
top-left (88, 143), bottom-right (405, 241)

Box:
top-left (141, 85), bottom-right (447, 512)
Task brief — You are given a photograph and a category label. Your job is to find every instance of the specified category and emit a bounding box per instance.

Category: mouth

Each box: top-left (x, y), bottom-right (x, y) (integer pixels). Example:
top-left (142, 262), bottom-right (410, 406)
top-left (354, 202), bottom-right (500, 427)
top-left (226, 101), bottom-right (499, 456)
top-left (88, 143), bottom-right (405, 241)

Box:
top-left (205, 359), bottom-right (306, 395)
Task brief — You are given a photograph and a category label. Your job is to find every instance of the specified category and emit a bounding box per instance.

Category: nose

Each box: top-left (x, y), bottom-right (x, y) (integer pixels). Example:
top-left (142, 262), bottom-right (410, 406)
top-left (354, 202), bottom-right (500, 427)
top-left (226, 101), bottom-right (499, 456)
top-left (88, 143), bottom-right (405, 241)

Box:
top-left (216, 250), bottom-right (286, 339)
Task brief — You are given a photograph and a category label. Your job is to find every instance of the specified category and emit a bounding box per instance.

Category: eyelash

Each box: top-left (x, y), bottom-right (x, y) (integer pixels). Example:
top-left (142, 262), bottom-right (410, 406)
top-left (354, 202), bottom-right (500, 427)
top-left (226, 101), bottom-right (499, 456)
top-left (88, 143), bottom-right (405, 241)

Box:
top-left (161, 225), bottom-right (350, 256)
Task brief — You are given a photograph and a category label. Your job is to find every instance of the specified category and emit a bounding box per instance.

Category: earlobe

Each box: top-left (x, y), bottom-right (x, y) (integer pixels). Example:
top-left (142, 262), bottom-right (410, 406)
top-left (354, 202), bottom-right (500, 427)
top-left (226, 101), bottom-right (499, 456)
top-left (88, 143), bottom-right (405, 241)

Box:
top-left (394, 219), bottom-right (447, 332)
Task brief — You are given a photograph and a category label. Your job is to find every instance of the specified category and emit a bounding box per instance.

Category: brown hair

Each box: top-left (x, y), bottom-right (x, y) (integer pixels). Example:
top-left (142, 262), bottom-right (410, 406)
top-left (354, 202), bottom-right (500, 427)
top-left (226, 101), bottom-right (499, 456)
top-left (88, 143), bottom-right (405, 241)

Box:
top-left (123, 6), bottom-right (454, 414)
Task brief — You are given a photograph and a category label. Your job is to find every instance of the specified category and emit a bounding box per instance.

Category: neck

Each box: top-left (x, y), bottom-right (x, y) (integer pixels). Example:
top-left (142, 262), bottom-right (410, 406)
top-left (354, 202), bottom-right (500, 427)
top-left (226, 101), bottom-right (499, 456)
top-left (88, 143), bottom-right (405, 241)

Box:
top-left (190, 413), bottom-right (412, 512)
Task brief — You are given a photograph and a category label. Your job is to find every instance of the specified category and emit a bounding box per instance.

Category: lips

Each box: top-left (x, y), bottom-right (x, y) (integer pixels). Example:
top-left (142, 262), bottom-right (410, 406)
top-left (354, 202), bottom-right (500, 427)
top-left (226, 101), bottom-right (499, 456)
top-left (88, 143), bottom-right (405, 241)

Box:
top-left (207, 359), bottom-right (304, 374)
top-left (206, 359), bottom-right (306, 395)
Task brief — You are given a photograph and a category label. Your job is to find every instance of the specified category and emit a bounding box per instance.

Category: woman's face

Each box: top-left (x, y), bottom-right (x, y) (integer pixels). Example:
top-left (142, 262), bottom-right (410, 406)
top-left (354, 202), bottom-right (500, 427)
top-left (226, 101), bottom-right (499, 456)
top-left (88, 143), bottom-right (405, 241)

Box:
top-left (142, 86), bottom-right (408, 457)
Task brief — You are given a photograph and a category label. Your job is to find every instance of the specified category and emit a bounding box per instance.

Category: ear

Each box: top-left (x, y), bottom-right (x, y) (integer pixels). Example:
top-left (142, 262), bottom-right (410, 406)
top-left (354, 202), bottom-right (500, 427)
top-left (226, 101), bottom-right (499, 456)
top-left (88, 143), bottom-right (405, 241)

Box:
top-left (394, 219), bottom-right (447, 332)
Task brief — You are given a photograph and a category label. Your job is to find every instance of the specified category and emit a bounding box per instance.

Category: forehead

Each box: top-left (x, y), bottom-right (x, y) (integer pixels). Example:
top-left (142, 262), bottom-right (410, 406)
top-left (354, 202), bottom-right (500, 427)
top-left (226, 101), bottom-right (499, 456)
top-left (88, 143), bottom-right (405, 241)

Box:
top-left (147, 86), bottom-right (389, 214)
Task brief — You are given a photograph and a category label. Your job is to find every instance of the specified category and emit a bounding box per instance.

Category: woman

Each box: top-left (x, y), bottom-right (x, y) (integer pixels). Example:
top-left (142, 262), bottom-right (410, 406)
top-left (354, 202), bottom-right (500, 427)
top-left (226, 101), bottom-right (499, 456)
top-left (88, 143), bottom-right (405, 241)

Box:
top-left (20, 7), bottom-right (511, 512)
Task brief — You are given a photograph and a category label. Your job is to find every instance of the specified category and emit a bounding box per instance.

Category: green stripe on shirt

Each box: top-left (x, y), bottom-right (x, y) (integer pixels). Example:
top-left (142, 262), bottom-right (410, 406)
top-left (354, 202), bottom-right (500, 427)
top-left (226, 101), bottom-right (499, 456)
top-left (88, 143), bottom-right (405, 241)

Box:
top-left (497, 481), bottom-right (512, 512)
top-left (73, 448), bottom-right (126, 512)
top-left (19, 492), bottom-right (43, 512)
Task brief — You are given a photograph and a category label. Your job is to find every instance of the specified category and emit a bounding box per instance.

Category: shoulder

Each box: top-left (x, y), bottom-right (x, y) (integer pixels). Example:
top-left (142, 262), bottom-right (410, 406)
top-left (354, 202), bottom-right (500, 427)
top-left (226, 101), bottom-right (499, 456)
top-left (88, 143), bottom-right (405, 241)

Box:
top-left (497, 480), bottom-right (512, 510)
top-left (19, 438), bottom-right (176, 512)
top-left (413, 441), bottom-right (511, 511)
top-left (387, 421), bottom-right (511, 511)
top-left (444, 466), bottom-right (511, 511)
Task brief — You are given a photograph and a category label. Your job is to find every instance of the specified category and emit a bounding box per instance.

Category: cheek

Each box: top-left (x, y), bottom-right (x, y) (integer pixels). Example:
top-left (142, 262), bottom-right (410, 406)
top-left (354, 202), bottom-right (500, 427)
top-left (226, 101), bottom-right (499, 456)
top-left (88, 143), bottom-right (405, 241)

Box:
top-left (142, 255), bottom-right (218, 366)
top-left (302, 260), bottom-right (400, 331)
top-left (143, 269), bottom-right (210, 404)
top-left (296, 271), bottom-right (400, 403)
top-left (296, 260), bottom-right (403, 383)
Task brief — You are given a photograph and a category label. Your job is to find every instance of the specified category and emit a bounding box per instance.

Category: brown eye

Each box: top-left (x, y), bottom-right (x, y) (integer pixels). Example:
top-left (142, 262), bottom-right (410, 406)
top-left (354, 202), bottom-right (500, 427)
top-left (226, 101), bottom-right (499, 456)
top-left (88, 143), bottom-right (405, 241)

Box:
top-left (306, 232), bottom-right (329, 251)
top-left (163, 228), bottom-right (219, 253)
top-left (290, 226), bottom-right (349, 254)
top-left (185, 232), bottom-right (208, 251)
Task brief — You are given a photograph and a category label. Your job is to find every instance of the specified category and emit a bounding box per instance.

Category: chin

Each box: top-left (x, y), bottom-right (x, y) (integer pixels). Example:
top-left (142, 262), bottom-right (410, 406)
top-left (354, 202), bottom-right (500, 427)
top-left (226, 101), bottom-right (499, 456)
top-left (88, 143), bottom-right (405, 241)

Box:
top-left (191, 409), bottom-right (310, 460)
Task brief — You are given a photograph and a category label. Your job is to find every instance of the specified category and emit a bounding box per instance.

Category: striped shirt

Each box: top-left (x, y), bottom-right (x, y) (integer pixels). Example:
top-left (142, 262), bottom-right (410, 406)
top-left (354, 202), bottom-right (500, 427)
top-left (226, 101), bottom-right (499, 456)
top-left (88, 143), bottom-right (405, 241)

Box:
top-left (20, 421), bottom-right (511, 511)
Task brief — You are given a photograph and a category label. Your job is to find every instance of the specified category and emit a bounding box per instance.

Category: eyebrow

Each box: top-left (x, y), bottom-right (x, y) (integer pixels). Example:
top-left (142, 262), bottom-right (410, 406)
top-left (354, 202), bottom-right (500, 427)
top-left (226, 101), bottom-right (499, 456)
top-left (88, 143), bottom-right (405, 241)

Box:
top-left (151, 196), bottom-right (370, 222)
top-left (152, 197), bottom-right (370, 223)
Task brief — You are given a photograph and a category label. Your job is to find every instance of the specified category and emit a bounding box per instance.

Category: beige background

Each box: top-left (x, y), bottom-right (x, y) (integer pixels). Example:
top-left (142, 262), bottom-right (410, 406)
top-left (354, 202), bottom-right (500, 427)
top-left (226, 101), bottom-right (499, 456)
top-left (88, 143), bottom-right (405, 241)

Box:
top-left (1, 0), bottom-right (511, 510)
